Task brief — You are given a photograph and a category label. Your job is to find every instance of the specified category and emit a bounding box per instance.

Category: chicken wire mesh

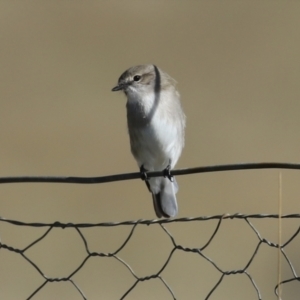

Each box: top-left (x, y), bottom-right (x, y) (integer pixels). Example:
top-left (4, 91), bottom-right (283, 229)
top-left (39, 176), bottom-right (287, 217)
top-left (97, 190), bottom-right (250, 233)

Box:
top-left (1, 163), bottom-right (300, 299)
top-left (1, 214), bottom-right (300, 299)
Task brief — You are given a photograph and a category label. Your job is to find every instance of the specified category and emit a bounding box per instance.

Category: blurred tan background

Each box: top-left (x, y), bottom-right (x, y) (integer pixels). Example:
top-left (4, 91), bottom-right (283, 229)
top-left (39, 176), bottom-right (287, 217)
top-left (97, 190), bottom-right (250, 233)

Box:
top-left (1, 1), bottom-right (300, 299)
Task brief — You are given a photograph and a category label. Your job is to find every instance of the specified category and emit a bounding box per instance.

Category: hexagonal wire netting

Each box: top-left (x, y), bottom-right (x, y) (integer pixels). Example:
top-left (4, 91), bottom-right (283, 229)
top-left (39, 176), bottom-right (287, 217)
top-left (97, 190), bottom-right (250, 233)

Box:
top-left (1, 163), bottom-right (300, 299)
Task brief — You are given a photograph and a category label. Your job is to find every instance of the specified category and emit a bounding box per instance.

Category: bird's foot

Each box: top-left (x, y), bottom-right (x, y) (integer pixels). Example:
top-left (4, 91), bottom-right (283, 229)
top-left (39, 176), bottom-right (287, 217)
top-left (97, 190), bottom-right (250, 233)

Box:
top-left (163, 164), bottom-right (174, 182)
top-left (140, 165), bottom-right (149, 181)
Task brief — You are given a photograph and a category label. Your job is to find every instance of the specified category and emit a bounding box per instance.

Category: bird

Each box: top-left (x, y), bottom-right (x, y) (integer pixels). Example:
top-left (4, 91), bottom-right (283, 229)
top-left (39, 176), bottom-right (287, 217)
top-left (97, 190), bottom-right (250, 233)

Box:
top-left (112, 64), bottom-right (186, 218)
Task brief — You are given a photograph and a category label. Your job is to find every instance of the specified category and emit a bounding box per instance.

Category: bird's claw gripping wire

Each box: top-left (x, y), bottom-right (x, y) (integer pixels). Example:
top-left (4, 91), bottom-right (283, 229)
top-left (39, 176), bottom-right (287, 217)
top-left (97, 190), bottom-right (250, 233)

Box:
top-left (163, 164), bottom-right (174, 182)
top-left (140, 165), bottom-right (149, 181)
top-left (140, 165), bottom-right (151, 192)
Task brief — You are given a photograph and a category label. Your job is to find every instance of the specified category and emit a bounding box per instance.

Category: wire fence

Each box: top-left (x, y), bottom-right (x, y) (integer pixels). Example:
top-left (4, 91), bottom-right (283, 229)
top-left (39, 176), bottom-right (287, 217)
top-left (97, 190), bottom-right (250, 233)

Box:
top-left (1, 163), bottom-right (300, 299)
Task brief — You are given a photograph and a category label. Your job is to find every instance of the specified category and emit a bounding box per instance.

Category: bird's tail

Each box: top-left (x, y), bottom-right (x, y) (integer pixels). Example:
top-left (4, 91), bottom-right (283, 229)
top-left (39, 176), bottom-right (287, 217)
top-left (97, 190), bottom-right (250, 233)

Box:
top-left (151, 177), bottom-right (178, 218)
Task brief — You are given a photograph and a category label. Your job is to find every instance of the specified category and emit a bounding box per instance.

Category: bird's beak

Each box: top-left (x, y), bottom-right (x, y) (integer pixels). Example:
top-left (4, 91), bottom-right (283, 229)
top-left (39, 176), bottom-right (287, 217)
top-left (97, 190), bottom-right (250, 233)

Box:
top-left (112, 83), bottom-right (127, 92)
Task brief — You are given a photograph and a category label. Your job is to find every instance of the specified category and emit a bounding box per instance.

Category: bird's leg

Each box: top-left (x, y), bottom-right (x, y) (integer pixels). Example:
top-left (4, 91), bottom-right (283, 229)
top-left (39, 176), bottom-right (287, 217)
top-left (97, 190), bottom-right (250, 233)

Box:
top-left (140, 164), bottom-right (151, 192)
top-left (163, 160), bottom-right (174, 182)
top-left (140, 164), bottom-right (149, 181)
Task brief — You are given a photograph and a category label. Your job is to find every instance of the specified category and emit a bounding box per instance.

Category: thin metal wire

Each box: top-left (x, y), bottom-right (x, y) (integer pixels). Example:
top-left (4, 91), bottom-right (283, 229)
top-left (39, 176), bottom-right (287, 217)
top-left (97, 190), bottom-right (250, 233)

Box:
top-left (1, 213), bottom-right (300, 228)
top-left (0, 162), bottom-right (300, 184)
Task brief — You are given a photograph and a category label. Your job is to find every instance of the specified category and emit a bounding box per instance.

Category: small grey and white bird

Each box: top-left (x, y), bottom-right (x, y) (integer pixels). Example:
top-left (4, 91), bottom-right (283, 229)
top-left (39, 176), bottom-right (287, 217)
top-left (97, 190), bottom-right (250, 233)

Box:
top-left (112, 64), bottom-right (186, 218)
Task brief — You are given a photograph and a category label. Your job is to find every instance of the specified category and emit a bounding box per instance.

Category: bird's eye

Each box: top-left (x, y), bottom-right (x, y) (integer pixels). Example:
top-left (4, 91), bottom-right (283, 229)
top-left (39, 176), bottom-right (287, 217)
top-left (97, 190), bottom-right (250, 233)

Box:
top-left (133, 75), bottom-right (141, 82)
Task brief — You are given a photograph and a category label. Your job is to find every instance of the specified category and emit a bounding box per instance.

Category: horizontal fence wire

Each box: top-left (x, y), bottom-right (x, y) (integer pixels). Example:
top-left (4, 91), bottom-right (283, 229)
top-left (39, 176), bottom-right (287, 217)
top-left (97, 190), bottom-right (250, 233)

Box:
top-left (1, 162), bottom-right (300, 184)
top-left (1, 163), bottom-right (300, 299)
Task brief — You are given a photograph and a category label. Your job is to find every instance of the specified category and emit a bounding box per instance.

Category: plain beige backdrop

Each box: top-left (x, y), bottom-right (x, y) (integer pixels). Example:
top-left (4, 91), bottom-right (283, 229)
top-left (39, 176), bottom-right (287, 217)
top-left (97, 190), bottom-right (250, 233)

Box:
top-left (1, 1), bottom-right (300, 299)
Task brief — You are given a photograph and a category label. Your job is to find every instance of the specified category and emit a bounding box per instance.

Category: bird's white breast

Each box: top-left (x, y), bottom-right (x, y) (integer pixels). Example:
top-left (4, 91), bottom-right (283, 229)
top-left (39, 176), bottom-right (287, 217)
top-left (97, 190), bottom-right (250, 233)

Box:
top-left (126, 90), bottom-right (183, 171)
